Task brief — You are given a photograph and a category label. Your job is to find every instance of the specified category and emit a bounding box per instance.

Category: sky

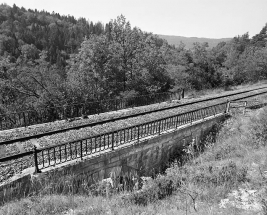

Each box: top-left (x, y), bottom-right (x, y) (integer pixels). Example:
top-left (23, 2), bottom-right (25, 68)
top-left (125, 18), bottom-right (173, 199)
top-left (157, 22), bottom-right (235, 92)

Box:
top-left (2, 0), bottom-right (267, 39)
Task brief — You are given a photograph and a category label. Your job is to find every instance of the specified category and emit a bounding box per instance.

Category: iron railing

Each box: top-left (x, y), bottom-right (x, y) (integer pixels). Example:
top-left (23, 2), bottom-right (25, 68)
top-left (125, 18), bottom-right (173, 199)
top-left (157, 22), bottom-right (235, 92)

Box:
top-left (0, 90), bottom-right (184, 131)
top-left (0, 101), bottom-right (227, 175)
top-left (35, 102), bottom-right (227, 171)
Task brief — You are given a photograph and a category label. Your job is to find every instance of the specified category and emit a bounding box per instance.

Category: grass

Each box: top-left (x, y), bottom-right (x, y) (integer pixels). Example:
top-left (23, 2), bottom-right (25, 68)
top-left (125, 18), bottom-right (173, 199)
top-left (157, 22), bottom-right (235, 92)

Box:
top-left (1, 101), bottom-right (267, 214)
top-left (186, 80), bottom-right (267, 99)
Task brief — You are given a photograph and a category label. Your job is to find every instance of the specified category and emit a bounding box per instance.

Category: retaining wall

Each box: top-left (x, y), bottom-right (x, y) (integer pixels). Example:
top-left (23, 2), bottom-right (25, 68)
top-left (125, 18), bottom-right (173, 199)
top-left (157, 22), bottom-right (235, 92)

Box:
top-left (0, 114), bottom-right (226, 204)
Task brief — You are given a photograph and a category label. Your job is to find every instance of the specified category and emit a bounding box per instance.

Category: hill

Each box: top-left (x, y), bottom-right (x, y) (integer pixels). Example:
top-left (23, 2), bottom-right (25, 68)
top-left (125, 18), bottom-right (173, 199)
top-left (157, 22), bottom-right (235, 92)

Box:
top-left (158, 34), bottom-right (231, 49)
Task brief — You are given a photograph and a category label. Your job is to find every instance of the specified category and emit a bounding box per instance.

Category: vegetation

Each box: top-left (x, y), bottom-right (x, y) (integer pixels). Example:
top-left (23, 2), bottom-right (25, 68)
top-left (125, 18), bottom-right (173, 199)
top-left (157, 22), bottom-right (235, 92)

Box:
top-left (0, 3), bottom-right (267, 119)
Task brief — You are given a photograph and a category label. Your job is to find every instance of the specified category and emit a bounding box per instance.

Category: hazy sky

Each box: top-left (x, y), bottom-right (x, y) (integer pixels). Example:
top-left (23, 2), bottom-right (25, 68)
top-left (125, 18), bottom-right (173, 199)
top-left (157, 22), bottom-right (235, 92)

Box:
top-left (2, 0), bottom-right (267, 38)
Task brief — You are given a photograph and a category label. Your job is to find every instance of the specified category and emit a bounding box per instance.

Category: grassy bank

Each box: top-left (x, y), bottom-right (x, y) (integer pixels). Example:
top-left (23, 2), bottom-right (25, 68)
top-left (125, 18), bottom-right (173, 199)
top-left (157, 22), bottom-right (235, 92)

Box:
top-left (1, 106), bottom-right (267, 214)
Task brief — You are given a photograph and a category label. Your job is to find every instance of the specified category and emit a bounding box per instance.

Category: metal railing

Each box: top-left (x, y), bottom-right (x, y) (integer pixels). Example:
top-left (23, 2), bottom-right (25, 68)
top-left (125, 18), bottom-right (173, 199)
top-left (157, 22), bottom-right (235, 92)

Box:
top-left (35, 101), bottom-right (226, 171)
top-left (0, 91), bottom-right (184, 131)
top-left (0, 101), bottom-right (227, 175)
top-left (0, 101), bottom-right (227, 176)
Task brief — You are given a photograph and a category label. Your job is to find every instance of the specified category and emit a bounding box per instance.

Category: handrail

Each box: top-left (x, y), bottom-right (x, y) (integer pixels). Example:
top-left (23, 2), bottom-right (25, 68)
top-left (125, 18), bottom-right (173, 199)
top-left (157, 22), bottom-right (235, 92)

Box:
top-left (0, 151), bottom-right (33, 162)
top-left (38, 101), bottom-right (227, 151)
top-left (34, 102), bottom-right (227, 172)
top-left (0, 101), bottom-right (228, 176)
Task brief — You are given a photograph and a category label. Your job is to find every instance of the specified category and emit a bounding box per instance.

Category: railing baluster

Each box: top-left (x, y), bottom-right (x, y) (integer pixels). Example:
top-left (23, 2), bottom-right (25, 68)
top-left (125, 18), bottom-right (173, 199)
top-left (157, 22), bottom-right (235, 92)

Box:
top-left (85, 139), bottom-right (88, 155)
top-left (33, 146), bottom-right (40, 173)
top-left (59, 145), bottom-right (62, 163)
top-left (112, 132), bottom-right (114, 150)
top-left (65, 144), bottom-right (67, 161)
top-left (116, 131), bottom-right (119, 147)
top-left (53, 147), bottom-right (56, 164)
top-left (48, 149), bottom-right (50, 166)
top-left (124, 129), bottom-right (126, 144)
top-left (23, 112), bottom-right (26, 127)
top-left (94, 137), bottom-right (97, 152)
top-left (70, 143), bottom-right (72, 159)
top-left (75, 142), bottom-right (78, 158)
top-left (165, 118), bottom-right (168, 129)
top-left (107, 133), bottom-right (110, 148)
top-left (42, 150), bottom-right (44, 168)
top-left (137, 125), bottom-right (140, 142)
top-left (90, 138), bottom-right (92, 154)
top-left (99, 135), bottom-right (102, 150)
top-left (126, 128), bottom-right (128, 142)
top-left (80, 141), bottom-right (83, 160)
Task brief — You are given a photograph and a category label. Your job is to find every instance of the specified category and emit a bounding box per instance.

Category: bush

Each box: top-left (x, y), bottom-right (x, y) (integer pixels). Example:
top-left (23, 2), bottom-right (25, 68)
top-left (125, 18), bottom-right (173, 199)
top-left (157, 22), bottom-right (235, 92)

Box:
top-left (192, 161), bottom-right (248, 187)
top-left (123, 175), bottom-right (174, 206)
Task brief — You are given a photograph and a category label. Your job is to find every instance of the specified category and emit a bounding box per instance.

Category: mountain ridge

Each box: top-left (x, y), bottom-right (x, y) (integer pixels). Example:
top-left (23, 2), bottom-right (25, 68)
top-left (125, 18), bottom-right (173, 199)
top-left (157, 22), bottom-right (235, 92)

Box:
top-left (158, 34), bottom-right (231, 49)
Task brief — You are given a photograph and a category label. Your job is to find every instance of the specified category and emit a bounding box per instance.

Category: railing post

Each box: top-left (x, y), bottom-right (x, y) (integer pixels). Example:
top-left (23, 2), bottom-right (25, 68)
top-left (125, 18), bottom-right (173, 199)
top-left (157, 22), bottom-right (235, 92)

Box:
top-left (80, 141), bottom-right (83, 160)
top-left (23, 112), bottom-right (26, 127)
top-left (158, 120), bottom-right (161, 135)
top-left (97, 101), bottom-right (100, 114)
top-left (53, 147), bottom-right (56, 165)
top-left (112, 132), bottom-right (114, 150)
top-left (181, 89), bottom-right (185, 99)
top-left (243, 101), bottom-right (247, 115)
top-left (137, 125), bottom-right (140, 142)
top-left (33, 146), bottom-right (41, 173)
top-left (226, 100), bottom-right (230, 113)
top-left (82, 105), bottom-right (85, 116)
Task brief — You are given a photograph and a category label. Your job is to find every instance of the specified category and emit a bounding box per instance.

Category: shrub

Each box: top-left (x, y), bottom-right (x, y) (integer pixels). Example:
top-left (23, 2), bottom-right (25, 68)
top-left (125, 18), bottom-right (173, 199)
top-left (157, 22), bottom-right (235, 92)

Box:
top-left (122, 175), bottom-right (174, 206)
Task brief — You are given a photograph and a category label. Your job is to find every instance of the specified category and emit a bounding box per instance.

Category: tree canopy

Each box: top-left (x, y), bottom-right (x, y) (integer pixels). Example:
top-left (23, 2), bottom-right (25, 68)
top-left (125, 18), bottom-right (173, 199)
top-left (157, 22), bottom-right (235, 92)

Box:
top-left (0, 3), bottom-right (267, 116)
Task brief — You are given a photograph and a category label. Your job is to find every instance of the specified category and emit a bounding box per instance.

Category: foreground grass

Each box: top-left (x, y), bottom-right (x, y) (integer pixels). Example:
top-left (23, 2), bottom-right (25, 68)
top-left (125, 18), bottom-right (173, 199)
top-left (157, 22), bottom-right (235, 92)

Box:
top-left (1, 106), bottom-right (267, 214)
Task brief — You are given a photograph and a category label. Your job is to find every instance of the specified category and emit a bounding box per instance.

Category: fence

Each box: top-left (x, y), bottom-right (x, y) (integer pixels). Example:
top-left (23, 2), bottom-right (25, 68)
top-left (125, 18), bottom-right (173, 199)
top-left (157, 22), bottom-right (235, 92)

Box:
top-left (35, 101), bottom-right (227, 171)
top-left (228, 101), bottom-right (247, 115)
top-left (0, 101), bottom-right (227, 175)
top-left (0, 91), bottom-right (184, 131)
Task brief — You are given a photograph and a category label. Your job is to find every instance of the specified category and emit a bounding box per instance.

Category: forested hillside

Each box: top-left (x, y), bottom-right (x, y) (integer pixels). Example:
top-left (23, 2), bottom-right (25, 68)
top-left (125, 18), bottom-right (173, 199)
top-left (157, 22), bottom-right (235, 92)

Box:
top-left (0, 3), bottom-right (267, 117)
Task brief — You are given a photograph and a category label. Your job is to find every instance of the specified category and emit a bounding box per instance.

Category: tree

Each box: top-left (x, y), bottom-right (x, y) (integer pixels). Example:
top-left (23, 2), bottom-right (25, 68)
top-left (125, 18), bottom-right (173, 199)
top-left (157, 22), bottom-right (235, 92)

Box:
top-left (109, 15), bottom-right (142, 90)
top-left (67, 35), bottom-right (111, 102)
top-left (251, 23), bottom-right (267, 47)
top-left (21, 43), bottom-right (39, 60)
